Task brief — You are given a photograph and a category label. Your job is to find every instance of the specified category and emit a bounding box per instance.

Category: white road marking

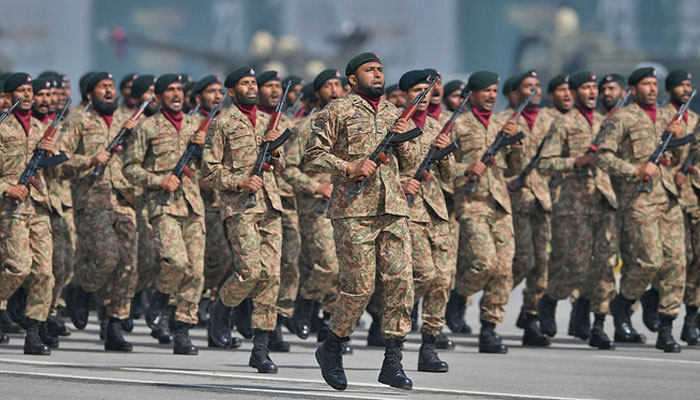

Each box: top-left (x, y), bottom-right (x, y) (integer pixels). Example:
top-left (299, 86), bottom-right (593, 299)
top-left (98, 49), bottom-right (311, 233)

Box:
top-left (594, 355), bottom-right (700, 366)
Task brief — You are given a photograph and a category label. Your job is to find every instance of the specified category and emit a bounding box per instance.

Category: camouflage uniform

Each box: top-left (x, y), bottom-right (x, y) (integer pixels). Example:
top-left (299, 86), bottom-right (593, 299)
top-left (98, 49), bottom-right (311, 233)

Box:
top-left (402, 116), bottom-right (456, 336)
top-left (305, 93), bottom-right (418, 339)
top-left (0, 115), bottom-right (54, 322)
top-left (47, 173), bottom-right (76, 317)
top-left (452, 109), bottom-right (515, 324)
top-left (123, 112), bottom-right (206, 325)
top-left (60, 109), bottom-right (138, 320)
top-left (202, 105), bottom-right (283, 331)
top-left (134, 189), bottom-right (157, 293)
top-left (597, 102), bottom-right (686, 317)
top-left (538, 109), bottom-right (619, 314)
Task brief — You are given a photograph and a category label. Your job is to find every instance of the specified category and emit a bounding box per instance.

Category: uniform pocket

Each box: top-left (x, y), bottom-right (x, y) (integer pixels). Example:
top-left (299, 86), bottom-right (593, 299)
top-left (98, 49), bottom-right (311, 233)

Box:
top-left (346, 119), bottom-right (373, 156)
top-left (226, 133), bottom-right (257, 168)
top-left (628, 125), bottom-right (654, 160)
top-left (150, 136), bottom-right (176, 171)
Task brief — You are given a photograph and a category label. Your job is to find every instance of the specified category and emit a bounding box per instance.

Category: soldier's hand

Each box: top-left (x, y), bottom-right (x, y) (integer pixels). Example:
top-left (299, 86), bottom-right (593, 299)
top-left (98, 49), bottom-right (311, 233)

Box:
top-left (346, 160), bottom-right (377, 178)
top-left (574, 152), bottom-right (595, 167)
top-left (199, 179), bottom-right (210, 192)
top-left (38, 136), bottom-right (56, 153)
top-left (466, 161), bottom-right (487, 177)
top-left (191, 130), bottom-right (206, 146)
top-left (669, 119), bottom-right (683, 139)
top-left (90, 150), bottom-right (111, 166)
top-left (502, 120), bottom-right (519, 137)
top-left (675, 170), bottom-right (687, 186)
top-left (434, 133), bottom-right (451, 150)
top-left (4, 184), bottom-right (29, 200)
top-left (264, 127), bottom-right (281, 143)
top-left (390, 118), bottom-right (410, 135)
top-left (402, 178), bottom-right (421, 196)
top-left (315, 182), bottom-right (333, 199)
top-left (159, 174), bottom-right (181, 192)
top-left (239, 175), bottom-right (263, 193)
top-left (122, 118), bottom-right (139, 131)
top-left (634, 161), bottom-right (659, 180)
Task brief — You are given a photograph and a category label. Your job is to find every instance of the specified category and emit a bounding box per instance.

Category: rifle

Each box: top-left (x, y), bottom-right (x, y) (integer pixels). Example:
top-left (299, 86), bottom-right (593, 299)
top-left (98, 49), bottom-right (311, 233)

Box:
top-left (7, 98), bottom-right (72, 218)
top-left (579, 91), bottom-right (632, 178)
top-left (638, 89), bottom-right (697, 193)
top-left (285, 91), bottom-right (304, 117)
top-left (82, 101), bottom-right (92, 113)
top-left (188, 103), bottom-right (201, 116)
top-left (507, 131), bottom-right (553, 194)
top-left (680, 154), bottom-right (696, 176)
top-left (405, 89), bottom-right (470, 205)
top-left (464, 89), bottom-right (535, 193)
top-left (349, 75), bottom-right (438, 195)
top-left (157, 92), bottom-right (231, 206)
top-left (0, 97), bottom-right (23, 125)
top-left (244, 81), bottom-right (294, 208)
top-left (88, 94), bottom-right (155, 178)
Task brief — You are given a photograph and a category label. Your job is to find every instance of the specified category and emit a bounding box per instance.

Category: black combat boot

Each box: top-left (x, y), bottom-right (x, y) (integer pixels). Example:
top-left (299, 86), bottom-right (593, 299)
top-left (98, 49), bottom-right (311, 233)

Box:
top-left (208, 299), bottom-right (233, 348)
top-left (70, 286), bottom-right (90, 330)
top-left (681, 306), bottom-right (699, 345)
top-left (655, 313), bottom-right (681, 353)
top-left (516, 309), bottom-right (527, 330)
top-left (39, 320), bottom-right (59, 348)
top-left (23, 319), bottom-right (50, 355)
top-left (233, 298), bottom-right (253, 339)
top-left (150, 307), bottom-right (173, 344)
top-left (317, 312), bottom-right (331, 342)
top-left (378, 338), bottom-right (413, 390)
top-left (197, 297), bottom-right (211, 327)
top-left (611, 294), bottom-right (646, 343)
top-left (1, 309), bottom-right (23, 333)
top-left (436, 329), bottom-right (455, 350)
top-left (479, 320), bottom-right (508, 354)
top-left (292, 297), bottom-right (313, 339)
top-left (537, 294), bottom-right (558, 337)
top-left (130, 291), bottom-right (144, 320)
top-left (145, 291), bottom-right (170, 329)
top-left (48, 316), bottom-right (71, 337)
top-left (98, 305), bottom-right (108, 341)
top-left (522, 313), bottom-right (551, 347)
top-left (0, 323), bottom-right (7, 344)
top-left (640, 288), bottom-right (660, 332)
top-left (315, 331), bottom-right (348, 390)
top-left (445, 291), bottom-right (467, 333)
top-left (410, 302), bottom-right (419, 332)
top-left (569, 297), bottom-right (591, 340)
top-left (173, 321), bottom-right (198, 355)
top-left (269, 315), bottom-right (291, 352)
top-left (249, 329), bottom-right (278, 373)
top-left (7, 288), bottom-right (27, 327)
top-left (121, 318), bottom-right (134, 332)
top-left (417, 331), bottom-right (449, 372)
top-left (367, 309), bottom-right (385, 347)
top-left (105, 317), bottom-right (133, 352)
top-left (588, 314), bottom-right (615, 350)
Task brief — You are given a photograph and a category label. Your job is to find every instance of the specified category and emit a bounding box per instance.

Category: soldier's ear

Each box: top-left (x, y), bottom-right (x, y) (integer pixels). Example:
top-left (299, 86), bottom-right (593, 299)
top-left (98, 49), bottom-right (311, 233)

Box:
top-left (348, 75), bottom-right (358, 87)
top-left (87, 92), bottom-right (92, 102)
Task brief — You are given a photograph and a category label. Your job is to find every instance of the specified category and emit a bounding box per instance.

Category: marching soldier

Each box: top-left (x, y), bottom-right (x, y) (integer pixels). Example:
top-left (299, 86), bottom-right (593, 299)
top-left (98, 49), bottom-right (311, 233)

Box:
top-left (546, 74), bottom-right (573, 114)
top-left (115, 73), bottom-right (138, 120)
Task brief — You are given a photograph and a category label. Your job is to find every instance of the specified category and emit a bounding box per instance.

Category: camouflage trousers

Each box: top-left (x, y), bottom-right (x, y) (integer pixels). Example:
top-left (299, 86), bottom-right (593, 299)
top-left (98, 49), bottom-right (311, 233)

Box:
top-left (444, 191), bottom-right (459, 285)
top-left (75, 204), bottom-right (138, 320)
top-left (455, 198), bottom-right (515, 324)
top-left (135, 196), bottom-right (157, 293)
top-left (277, 202), bottom-right (301, 319)
top-left (330, 214), bottom-right (414, 339)
top-left (512, 201), bottom-right (550, 316)
top-left (409, 214), bottom-right (451, 337)
top-left (299, 212), bottom-right (339, 313)
top-left (657, 205), bottom-right (700, 308)
top-left (219, 212), bottom-right (281, 331)
top-left (203, 209), bottom-right (232, 297)
top-left (152, 213), bottom-right (205, 325)
top-left (50, 207), bottom-right (76, 316)
top-left (0, 206), bottom-right (54, 322)
top-left (619, 200), bottom-right (686, 316)
top-left (548, 198), bottom-right (618, 315)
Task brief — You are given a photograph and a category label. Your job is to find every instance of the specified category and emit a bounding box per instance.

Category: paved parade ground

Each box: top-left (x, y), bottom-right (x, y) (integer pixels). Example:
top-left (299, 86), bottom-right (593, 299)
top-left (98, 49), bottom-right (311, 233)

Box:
top-left (1, 283), bottom-right (698, 400)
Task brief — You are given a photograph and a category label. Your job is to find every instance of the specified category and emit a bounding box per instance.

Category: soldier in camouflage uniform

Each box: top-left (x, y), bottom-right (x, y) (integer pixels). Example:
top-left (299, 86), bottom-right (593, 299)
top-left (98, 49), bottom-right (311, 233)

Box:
top-left (205, 67), bottom-right (285, 374)
top-left (123, 74), bottom-right (206, 356)
top-left (538, 71), bottom-right (619, 350)
top-left (596, 67), bottom-right (687, 353)
top-left (0, 73), bottom-right (57, 355)
top-left (114, 73), bottom-right (138, 121)
top-left (307, 53), bottom-right (418, 391)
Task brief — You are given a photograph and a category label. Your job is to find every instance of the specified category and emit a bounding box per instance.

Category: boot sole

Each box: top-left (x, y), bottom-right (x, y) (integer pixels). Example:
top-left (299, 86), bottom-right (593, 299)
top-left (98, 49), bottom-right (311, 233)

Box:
top-left (378, 375), bottom-right (413, 390)
top-left (417, 364), bottom-right (448, 373)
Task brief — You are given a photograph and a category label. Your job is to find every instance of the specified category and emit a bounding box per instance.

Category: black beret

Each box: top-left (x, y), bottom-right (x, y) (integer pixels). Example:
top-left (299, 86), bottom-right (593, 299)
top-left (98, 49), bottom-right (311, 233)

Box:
top-left (385, 84), bottom-right (400, 95)
top-left (443, 79), bottom-right (465, 97)
top-left (86, 72), bottom-right (114, 94)
top-left (345, 52), bottom-right (381, 76)
top-left (568, 70), bottom-right (597, 90)
top-left (313, 69), bottom-right (342, 92)
top-left (399, 69), bottom-right (431, 91)
top-left (180, 73), bottom-right (193, 83)
top-left (256, 70), bottom-right (281, 87)
top-left (32, 78), bottom-right (52, 94)
top-left (155, 73), bottom-right (183, 94)
top-left (547, 74), bottom-right (570, 93)
top-left (468, 71), bottom-right (500, 91)
top-left (0, 72), bottom-right (11, 92)
top-left (119, 73), bottom-right (138, 89)
top-left (302, 83), bottom-right (318, 103)
top-left (38, 71), bottom-right (60, 88)
top-left (4, 72), bottom-right (32, 93)
top-left (665, 69), bottom-right (692, 91)
top-left (38, 71), bottom-right (58, 79)
top-left (424, 68), bottom-right (441, 78)
top-left (225, 66), bottom-right (255, 88)
top-left (193, 75), bottom-right (221, 96)
top-left (511, 69), bottom-right (538, 90)
top-left (54, 75), bottom-right (67, 89)
top-left (130, 74), bottom-right (156, 99)
top-left (282, 75), bottom-right (302, 88)
top-left (598, 73), bottom-right (625, 90)
top-left (502, 76), bottom-right (516, 94)
top-left (628, 67), bottom-right (656, 86)
top-left (183, 81), bottom-right (197, 93)
top-left (341, 77), bottom-right (349, 86)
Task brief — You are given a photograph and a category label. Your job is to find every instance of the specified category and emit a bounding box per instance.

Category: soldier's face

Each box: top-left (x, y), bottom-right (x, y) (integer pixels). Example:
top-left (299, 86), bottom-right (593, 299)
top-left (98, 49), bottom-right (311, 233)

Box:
top-left (33, 89), bottom-right (51, 115)
top-left (405, 82), bottom-right (430, 112)
top-left (287, 83), bottom-right (303, 105)
top-left (234, 77), bottom-right (258, 106)
top-left (429, 76), bottom-right (443, 105)
top-left (600, 82), bottom-right (624, 110)
top-left (517, 77), bottom-right (541, 107)
top-left (350, 62), bottom-right (384, 98)
top-left (631, 77), bottom-right (657, 105)
top-left (471, 85), bottom-right (498, 112)
top-left (444, 89), bottom-right (464, 112)
top-left (57, 86), bottom-right (68, 110)
top-left (259, 80), bottom-right (282, 109)
top-left (140, 86), bottom-right (159, 114)
top-left (317, 79), bottom-right (343, 108)
top-left (48, 87), bottom-right (60, 113)
top-left (159, 82), bottom-right (183, 113)
top-left (199, 83), bottom-right (223, 111)
top-left (548, 84), bottom-right (572, 112)
top-left (0, 93), bottom-right (11, 113)
top-left (121, 81), bottom-right (136, 107)
top-left (386, 90), bottom-right (406, 108)
top-left (575, 82), bottom-right (598, 109)
top-left (669, 80), bottom-right (692, 104)
top-left (12, 84), bottom-right (33, 111)
top-left (90, 79), bottom-right (116, 104)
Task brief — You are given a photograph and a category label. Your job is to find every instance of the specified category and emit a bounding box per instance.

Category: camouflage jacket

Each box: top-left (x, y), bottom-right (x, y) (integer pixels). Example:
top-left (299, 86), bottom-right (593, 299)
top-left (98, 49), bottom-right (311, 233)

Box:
top-left (0, 114), bottom-right (52, 216)
top-left (435, 107), bottom-right (456, 196)
top-left (401, 116), bottom-right (456, 223)
top-left (114, 103), bottom-right (135, 122)
top-left (596, 102), bottom-right (681, 209)
top-left (59, 109), bottom-right (134, 212)
top-left (123, 111), bottom-right (204, 218)
top-left (202, 105), bottom-right (284, 218)
top-left (538, 108), bottom-right (617, 215)
top-left (191, 110), bottom-right (221, 212)
top-left (452, 107), bottom-right (512, 215)
top-left (273, 113), bottom-right (297, 200)
top-left (304, 93), bottom-right (418, 219)
top-left (664, 104), bottom-right (700, 210)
